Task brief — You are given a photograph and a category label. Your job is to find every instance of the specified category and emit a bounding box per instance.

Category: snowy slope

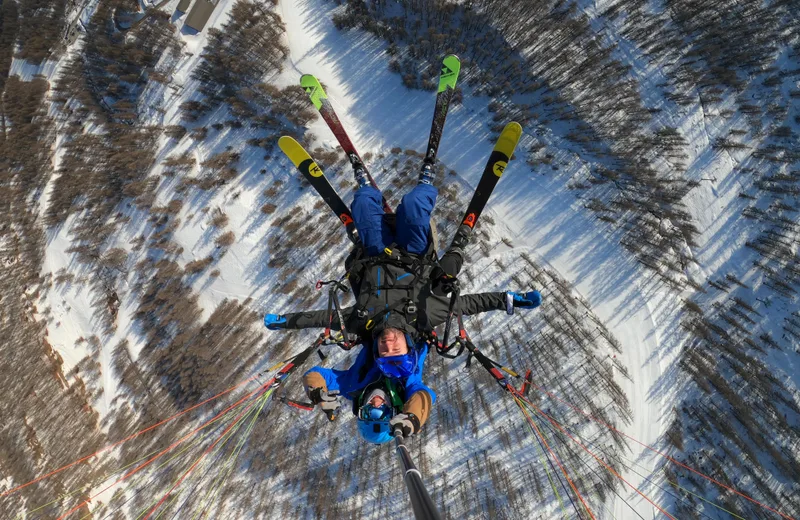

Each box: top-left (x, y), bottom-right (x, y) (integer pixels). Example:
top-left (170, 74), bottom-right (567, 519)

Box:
top-left (9, 0), bottom-right (798, 518)
top-left (19, 0), bottom-right (674, 516)
top-left (270, 2), bottom-right (681, 516)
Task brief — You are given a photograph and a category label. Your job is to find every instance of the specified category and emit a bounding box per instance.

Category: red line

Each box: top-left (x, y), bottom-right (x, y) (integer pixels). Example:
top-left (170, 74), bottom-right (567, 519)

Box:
top-left (3, 374), bottom-right (260, 499)
top-left (528, 381), bottom-right (796, 520)
top-left (514, 394), bottom-right (596, 520)
top-left (142, 389), bottom-right (266, 520)
top-left (54, 380), bottom-right (272, 520)
top-left (520, 394), bottom-right (677, 520)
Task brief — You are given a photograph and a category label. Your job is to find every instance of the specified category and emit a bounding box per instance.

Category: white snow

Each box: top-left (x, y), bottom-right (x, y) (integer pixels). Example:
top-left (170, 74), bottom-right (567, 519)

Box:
top-left (11, 0), bottom-right (797, 516)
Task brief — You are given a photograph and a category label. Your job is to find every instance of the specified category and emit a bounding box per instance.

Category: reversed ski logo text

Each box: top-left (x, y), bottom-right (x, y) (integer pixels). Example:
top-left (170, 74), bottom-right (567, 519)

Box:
top-left (309, 162), bottom-right (323, 177)
top-left (492, 161), bottom-right (507, 177)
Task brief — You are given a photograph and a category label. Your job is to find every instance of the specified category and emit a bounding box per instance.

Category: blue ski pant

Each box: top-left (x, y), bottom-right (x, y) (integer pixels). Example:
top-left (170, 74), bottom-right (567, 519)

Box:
top-left (351, 184), bottom-right (438, 257)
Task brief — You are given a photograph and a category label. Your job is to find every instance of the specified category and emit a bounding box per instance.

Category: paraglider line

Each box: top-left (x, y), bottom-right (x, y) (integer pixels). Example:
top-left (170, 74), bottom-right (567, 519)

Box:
top-left (4, 374), bottom-right (262, 499)
top-left (526, 380), bottom-right (795, 520)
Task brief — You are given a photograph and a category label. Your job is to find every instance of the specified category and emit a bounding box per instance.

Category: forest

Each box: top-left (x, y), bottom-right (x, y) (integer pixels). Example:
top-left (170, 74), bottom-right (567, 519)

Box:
top-left (0, 0), bottom-right (798, 518)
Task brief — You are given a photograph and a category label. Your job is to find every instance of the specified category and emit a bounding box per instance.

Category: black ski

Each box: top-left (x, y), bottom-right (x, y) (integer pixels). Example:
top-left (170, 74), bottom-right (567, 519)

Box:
top-left (422, 54), bottom-right (461, 170)
top-left (449, 122), bottom-right (523, 250)
top-left (278, 136), bottom-right (359, 244)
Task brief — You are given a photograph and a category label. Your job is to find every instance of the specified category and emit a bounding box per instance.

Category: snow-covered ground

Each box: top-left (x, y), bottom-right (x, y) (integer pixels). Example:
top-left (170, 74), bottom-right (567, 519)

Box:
top-left (8, 0), bottom-right (797, 517)
top-left (271, 1), bottom-right (686, 515)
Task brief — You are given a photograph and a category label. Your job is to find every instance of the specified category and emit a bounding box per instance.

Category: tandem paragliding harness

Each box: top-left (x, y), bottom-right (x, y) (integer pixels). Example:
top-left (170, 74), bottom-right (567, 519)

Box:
top-left (388, 278), bottom-right (534, 520)
top-left (347, 237), bottom-right (442, 335)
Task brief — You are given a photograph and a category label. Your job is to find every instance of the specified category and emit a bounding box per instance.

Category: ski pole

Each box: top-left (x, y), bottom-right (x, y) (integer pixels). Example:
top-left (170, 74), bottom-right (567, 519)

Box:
top-left (393, 431), bottom-right (442, 520)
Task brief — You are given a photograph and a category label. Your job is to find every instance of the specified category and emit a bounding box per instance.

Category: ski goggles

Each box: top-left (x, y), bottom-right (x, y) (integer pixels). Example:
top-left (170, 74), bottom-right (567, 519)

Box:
top-left (359, 402), bottom-right (394, 422)
top-left (376, 352), bottom-right (416, 379)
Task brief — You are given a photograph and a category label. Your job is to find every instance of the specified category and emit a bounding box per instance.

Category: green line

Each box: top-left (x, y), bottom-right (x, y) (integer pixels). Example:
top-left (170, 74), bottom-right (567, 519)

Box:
top-left (152, 494), bottom-right (179, 520)
top-left (522, 396), bottom-right (747, 520)
top-left (132, 392), bottom-right (266, 520)
top-left (525, 400), bottom-right (625, 520)
top-left (193, 389), bottom-right (274, 519)
top-left (667, 480), bottom-right (747, 520)
top-left (39, 400), bottom-right (249, 520)
top-left (25, 448), bottom-right (164, 517)
top-left (76, 437), bottom-right (205, 520)
top-left (76, 420), bottom-right (228, 520)
top-left (515, 397), bottom-right (569, 519)
top-left (522, 399), bottom-right (599, 520)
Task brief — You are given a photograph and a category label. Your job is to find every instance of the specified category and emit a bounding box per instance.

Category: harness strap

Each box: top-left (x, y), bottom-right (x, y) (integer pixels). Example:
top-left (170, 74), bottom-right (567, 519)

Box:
top-left (364, 297), bottom-right (418, 332)
top-left (347, 241), bottom-right (441, 285)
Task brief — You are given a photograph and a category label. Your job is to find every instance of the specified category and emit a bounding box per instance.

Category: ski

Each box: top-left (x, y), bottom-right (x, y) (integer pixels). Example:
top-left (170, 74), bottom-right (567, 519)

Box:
top-left (300, 74), bottom-right (392, 214)
top-left (422, 54), bottom-right (461, 170)
top-left (449, 121), bottom-right (523, 250)
top-left (278, 136), bottom-right (359, 244)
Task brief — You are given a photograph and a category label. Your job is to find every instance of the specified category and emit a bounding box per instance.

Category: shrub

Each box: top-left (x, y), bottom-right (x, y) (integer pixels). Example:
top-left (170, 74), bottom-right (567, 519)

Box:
top-left (166, 199), bottom-right (183, 214)
top-left (164, 125), bottom-right (187, 139)
top-left (215, 231), bottom-right (235, 247)
top-left (210, 209), bottom-right (229, 228)
top-left (191, 127), bottom-right (208, 141)
top-left (100, 248), bottom-right (127, 270)
top-left (185, 256), bottom-right (214, 274)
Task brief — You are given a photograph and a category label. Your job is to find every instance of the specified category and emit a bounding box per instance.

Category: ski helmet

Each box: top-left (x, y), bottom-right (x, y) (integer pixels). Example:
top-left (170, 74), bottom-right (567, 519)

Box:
top-left (356, 390), bottom-right (395, 444)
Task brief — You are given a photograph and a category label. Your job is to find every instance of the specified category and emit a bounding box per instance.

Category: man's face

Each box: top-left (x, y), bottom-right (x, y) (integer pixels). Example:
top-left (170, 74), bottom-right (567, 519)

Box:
top-left (368, 395), bottom-right (386, 408)
top-left (377, 328), bottom-right (409, 357)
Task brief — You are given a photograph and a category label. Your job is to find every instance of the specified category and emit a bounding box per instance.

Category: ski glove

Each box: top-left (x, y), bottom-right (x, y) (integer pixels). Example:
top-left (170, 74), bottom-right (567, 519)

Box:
top-left (264, 314), bottom-right (287, 330)
top-left (390, 413), bottom-right (420, 438)
top-left (431, 272), bottom-right (459, 297)
top-left (308, 388), bottom-right (341, 421)
top-left (505, 291), bottom-right (542, 315)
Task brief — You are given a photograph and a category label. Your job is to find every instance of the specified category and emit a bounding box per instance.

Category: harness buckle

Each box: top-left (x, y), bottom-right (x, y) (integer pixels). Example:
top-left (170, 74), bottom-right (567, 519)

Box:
top-left (406, 301), bottom-right (417, 314)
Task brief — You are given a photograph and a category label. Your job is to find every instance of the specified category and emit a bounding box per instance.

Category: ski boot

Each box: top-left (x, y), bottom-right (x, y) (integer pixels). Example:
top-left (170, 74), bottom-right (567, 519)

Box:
top-left (349, 153), bottom-right (370, 188)
top-left (419, 162), bottom-right (435, 185)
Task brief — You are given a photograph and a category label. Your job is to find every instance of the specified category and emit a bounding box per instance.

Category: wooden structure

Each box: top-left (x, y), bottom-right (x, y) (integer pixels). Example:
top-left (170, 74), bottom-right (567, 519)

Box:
top-left (184, 0), bottom-right (215, 32)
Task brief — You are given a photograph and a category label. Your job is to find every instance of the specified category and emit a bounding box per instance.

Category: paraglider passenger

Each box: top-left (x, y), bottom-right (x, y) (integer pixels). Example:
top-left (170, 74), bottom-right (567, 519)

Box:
top-left (264, 160), bottom-right (542, 440)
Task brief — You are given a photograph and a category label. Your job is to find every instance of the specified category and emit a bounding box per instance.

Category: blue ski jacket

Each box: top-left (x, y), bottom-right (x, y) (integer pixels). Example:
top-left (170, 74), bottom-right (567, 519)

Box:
top-left (304, 342), bottom-right (437, 405)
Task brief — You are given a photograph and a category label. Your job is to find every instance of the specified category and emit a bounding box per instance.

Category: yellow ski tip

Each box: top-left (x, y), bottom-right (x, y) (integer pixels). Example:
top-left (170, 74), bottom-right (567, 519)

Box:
top-left (493, 121), bottom-right (523, 158)
top-left (278, 136), bottom-right (324, 178)
top-left (278, 136), bottom-right (309, 167)
top-left (278, 135), bottom-right (299, 151)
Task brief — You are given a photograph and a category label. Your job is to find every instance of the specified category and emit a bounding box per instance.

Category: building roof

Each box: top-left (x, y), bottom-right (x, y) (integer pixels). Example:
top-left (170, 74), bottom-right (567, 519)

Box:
top-left (185, 0), bottom-right (215, 31)
top-left (176, 0), bottom-right (192, 13)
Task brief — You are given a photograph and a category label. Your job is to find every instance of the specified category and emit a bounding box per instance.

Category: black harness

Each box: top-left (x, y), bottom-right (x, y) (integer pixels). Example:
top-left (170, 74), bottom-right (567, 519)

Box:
top-left (347, 239), bottom-right (442, 336)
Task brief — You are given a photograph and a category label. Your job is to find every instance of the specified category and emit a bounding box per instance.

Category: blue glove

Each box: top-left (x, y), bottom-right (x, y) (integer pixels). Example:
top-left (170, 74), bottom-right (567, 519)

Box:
top-left (264, 314), bottom-right (287, 330)
top-left (505, 291), bottom-right (542, 314)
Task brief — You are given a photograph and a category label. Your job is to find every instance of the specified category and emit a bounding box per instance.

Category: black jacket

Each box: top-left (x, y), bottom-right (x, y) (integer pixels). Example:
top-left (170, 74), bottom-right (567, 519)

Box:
top-left (282, 246), bottom-right (507, 338)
